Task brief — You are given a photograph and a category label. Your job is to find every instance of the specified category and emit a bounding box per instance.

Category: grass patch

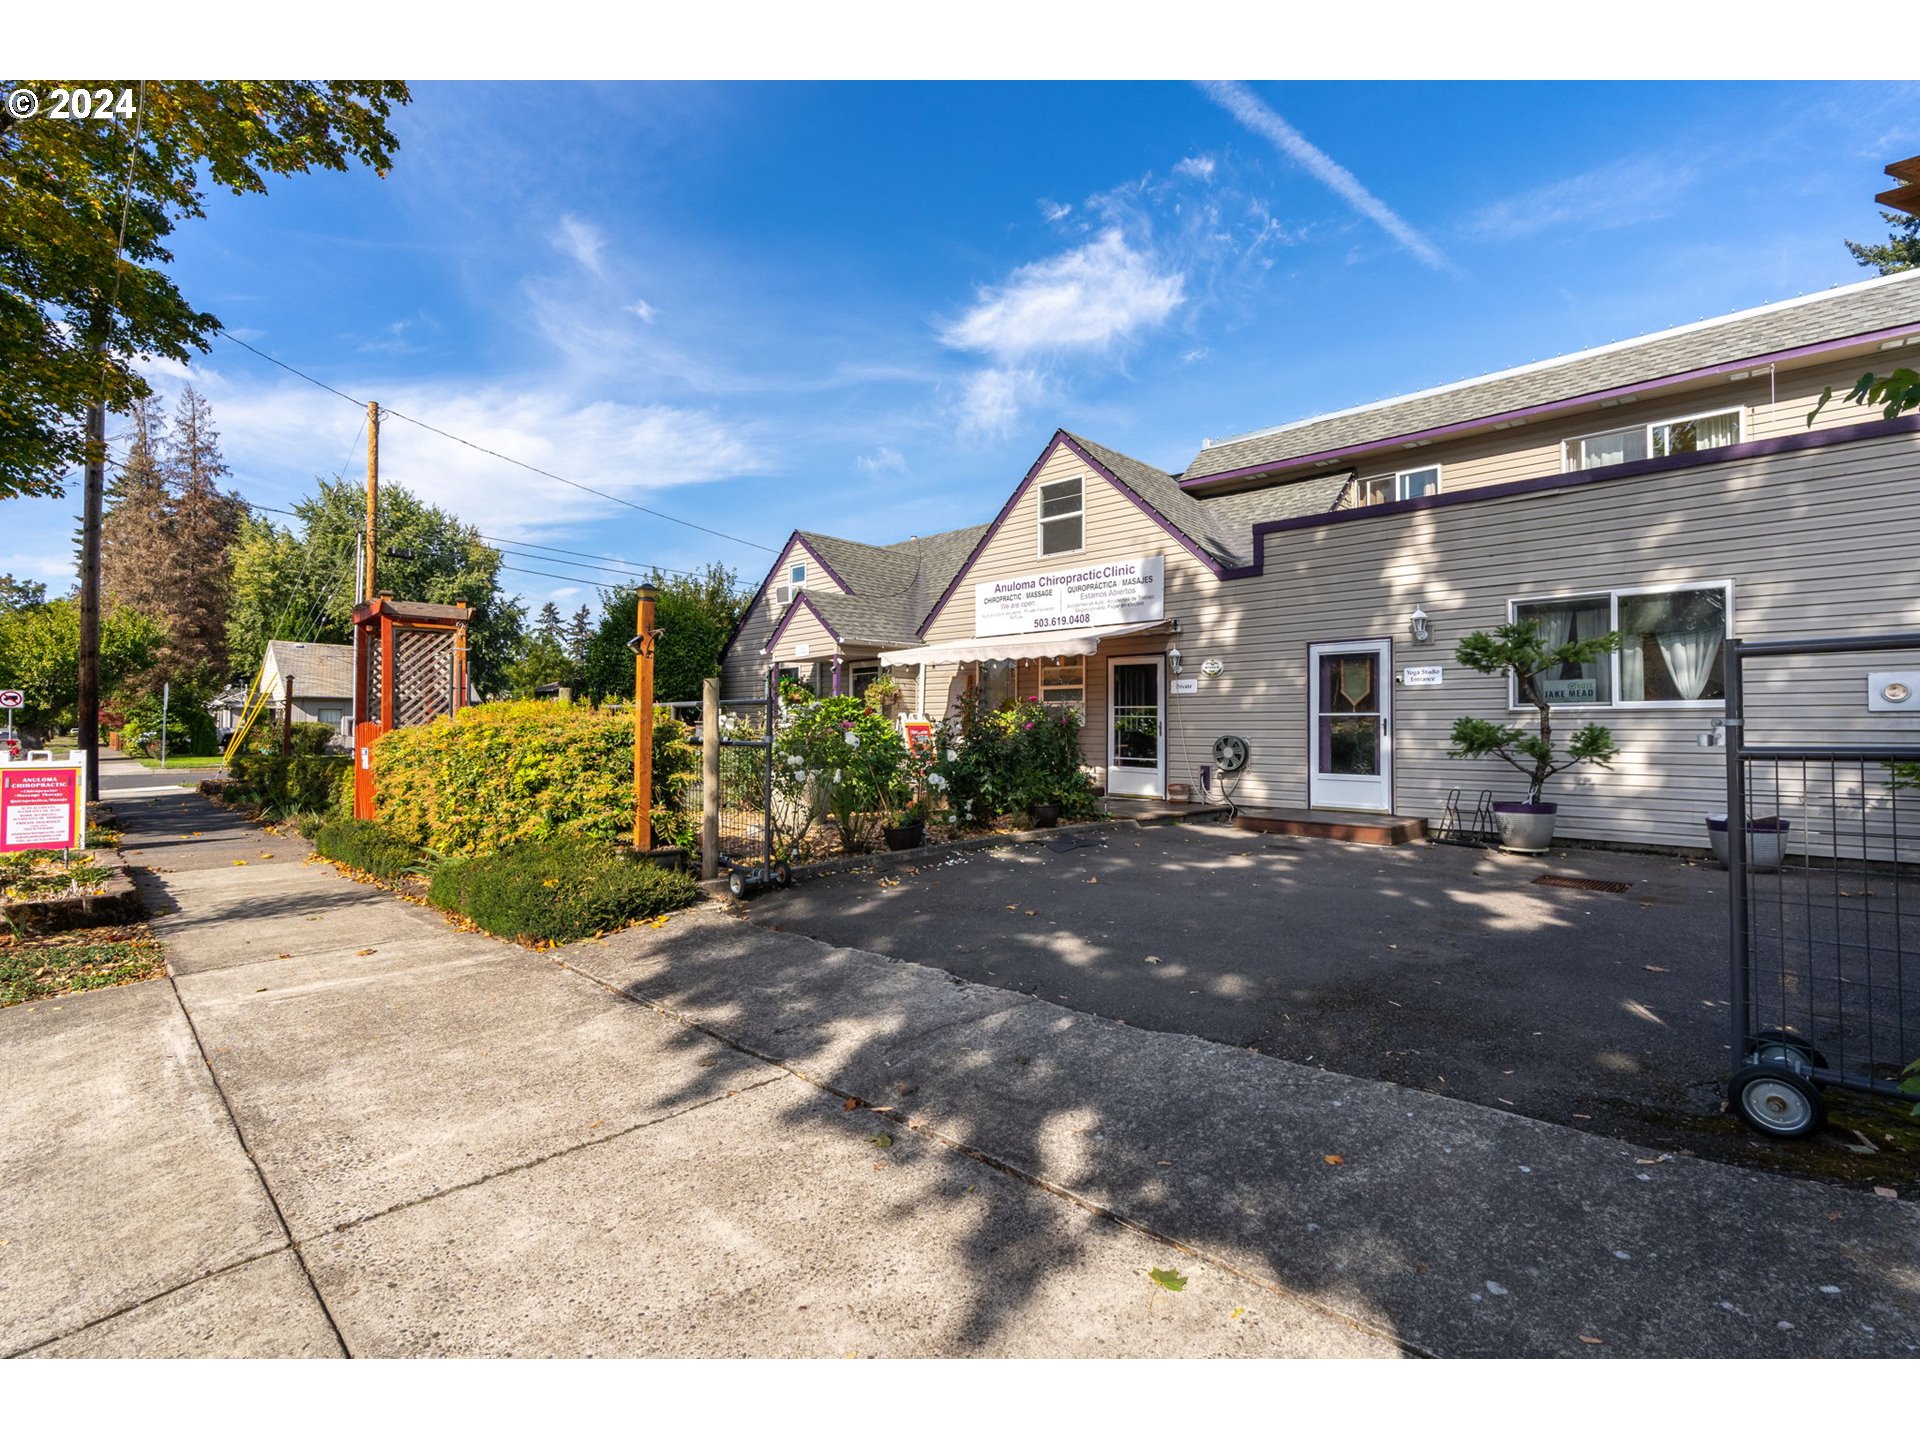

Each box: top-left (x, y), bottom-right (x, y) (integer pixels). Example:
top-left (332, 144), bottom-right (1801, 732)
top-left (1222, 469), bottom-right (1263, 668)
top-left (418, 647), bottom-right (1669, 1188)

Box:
top-left (1, 928), bottom-right (166, 1006)
top-left (132, 753), bottom-right (225, 770)
top-left (428, 836), bottom-right (699, 945)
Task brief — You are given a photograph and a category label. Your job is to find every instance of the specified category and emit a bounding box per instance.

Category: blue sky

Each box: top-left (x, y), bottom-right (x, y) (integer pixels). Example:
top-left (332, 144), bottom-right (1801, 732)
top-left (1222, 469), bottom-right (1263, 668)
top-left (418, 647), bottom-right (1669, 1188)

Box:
top-left (8, 79), bottom-right (1917, 615)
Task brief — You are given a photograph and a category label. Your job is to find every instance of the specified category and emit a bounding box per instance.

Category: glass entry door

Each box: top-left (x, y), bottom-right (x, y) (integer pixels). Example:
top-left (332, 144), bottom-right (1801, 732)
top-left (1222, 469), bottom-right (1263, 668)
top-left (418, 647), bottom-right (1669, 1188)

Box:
top-left (1107, 656), bottom-right (1165, 798)
top-left (1308, 640), bottom-right (1392, 812)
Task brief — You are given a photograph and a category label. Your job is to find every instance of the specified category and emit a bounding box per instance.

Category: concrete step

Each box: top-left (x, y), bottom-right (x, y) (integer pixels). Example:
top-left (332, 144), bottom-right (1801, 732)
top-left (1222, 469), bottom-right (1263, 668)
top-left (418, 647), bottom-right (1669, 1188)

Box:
top-left (1233, 807), bottom-right (1429, 845)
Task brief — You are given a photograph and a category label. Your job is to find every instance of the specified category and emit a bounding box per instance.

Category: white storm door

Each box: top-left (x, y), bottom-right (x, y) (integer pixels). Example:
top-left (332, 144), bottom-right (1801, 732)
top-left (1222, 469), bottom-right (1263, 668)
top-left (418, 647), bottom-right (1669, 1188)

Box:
top-left (1308, 640), bottom-right (1392, 812)
top-left (1108, 656), bottom-right (1165, 799)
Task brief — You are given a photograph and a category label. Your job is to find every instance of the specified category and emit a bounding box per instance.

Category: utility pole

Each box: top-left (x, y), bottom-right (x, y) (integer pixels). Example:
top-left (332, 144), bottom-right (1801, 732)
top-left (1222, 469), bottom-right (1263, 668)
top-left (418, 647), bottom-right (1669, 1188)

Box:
top-left (77, 397), bottom-right (105, 800)
top-left (281, 673), bottom-right (295, 757)
top-left (630, 585), bottom-right (658, 850)
top-left (364, 401), bottom-right (380, 603)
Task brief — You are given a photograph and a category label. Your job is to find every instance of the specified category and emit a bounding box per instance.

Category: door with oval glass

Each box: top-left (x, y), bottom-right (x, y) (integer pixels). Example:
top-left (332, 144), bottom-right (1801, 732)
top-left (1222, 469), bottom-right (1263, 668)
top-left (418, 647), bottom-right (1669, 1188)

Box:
top-left (1107, 655), bottom-right (1165, 798)
top-left (1308, 639), bottom-right (1392, 811)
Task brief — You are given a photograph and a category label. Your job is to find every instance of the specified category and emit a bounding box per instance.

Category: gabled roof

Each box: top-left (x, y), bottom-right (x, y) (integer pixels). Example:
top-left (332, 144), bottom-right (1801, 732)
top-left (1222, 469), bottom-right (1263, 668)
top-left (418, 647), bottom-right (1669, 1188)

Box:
top-left (742, 521), bottom-right (991, 657)
top-left (1183, 268), bottom-right (1920, 485)
top-left (261, 640), bottom-right (354, 698)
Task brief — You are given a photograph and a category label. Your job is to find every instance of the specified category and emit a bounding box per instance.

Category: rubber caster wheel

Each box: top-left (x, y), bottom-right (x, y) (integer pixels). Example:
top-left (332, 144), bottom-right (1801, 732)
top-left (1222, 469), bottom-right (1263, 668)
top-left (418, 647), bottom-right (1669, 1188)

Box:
top-left (1729, 1062), bottom-right (1826, 1139)
top-left (727, 868), bottom-right (749, 899)
top-left (773, 862), bottom-right (793, 889)
top-left (1751, 1028), bottom-right (1828, 1077)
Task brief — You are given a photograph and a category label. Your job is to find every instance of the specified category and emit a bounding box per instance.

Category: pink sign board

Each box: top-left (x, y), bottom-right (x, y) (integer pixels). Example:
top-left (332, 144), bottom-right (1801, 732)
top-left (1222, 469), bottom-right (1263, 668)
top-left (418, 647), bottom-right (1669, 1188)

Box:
top-left (1, 765), bottom-right (83, 852)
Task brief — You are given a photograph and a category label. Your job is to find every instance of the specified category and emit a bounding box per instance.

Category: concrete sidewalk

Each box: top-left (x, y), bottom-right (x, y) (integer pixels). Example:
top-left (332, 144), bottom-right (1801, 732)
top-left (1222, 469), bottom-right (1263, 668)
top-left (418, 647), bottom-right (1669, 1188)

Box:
top-left (3, 792), bottom-right (1914, 1357)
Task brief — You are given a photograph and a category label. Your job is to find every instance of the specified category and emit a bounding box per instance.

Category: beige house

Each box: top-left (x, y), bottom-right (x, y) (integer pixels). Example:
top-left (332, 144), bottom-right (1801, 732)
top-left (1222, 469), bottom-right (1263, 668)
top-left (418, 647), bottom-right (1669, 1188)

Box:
top-left (720, 270), bottom-right (1920, 848)
top-left (256, 640), bottom-right (355, 745)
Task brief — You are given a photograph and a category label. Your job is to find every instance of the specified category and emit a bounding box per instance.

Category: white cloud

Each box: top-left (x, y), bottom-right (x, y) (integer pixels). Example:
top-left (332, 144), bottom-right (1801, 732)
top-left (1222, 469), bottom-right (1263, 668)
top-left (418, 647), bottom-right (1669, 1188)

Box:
top-left (1039, 199), bottom-right (1073, 223)
top-left (1198, 80), bottom-right (1451, 272)
top-left (954, 367), bottom-right (1044, 440)
top-left (855, 446), bottom-right (907, 475)
top-left (1173, 155), bottom-right (1217, 182)
top-left (137, 353), bottom-right (772, 545)
top-left (628, 298), bottom-right (657, 323)
top-left (550, 214), bottom-right (607, 275)
top-left (1181, 348), bottom-right (1210, 365)
top-left (936, 229), bottom-right (1185, 362)
top-left (1462, 156), bottom-right (1698, 244)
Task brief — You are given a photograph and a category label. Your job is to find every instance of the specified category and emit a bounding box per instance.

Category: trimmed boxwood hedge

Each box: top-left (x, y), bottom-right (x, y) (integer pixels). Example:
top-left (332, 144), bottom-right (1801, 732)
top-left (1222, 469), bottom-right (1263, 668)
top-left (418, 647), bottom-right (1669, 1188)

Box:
top-left (427, 836), bottom-right (699, 944)
top-left (314, 817), bottom-right (421, 881)
top-left (371, 700), bottom-right (699, 857)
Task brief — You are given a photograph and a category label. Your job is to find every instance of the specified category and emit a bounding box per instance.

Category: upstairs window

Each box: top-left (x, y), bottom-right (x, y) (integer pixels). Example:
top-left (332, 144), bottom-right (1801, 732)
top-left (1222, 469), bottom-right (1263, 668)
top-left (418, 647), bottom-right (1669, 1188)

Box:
top-left (773, 561), bottom-right (806, 608)
top-left (1564, 408), bottom-right (1742, 472)
top-left (1355, 465), bottom-right (1442, 507)
top-left (1038, 477), bottom-right (1084, 556)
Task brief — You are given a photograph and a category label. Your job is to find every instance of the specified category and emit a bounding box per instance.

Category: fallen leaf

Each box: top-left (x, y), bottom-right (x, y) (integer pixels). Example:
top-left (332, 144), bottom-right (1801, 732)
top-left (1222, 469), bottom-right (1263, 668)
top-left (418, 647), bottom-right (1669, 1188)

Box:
top-left (1874, 1186), bottom-right (1898, 1199)
top-left (869, 1134), bottom-right (894, 1149)
top-left (276, 953), bottom-right (290, 959)
top-left (1024, 910), bottom-right (1036, 916)
top-left (1578, 1334), bottom-right (1605, 1345)
top-left (1229, 1306), bottom-right (1245, 1320)
top-left (1324, 1154), bottom-right (1346, 1165)
top-left (232, 860), bottom-right (247, 867)
top-left (1148, 1267), bottom-right (1187, 1292)
top-left (842, 1096), bottom-right (863, 1112)
top-left (355, 948), bottom-right (376, 956)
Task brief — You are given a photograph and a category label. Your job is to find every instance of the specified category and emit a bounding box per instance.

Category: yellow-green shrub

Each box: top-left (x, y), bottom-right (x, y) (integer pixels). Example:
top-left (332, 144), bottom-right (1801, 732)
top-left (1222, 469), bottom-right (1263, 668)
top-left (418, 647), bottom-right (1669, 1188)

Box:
top-left (371, 700), bottom-right (698, 857)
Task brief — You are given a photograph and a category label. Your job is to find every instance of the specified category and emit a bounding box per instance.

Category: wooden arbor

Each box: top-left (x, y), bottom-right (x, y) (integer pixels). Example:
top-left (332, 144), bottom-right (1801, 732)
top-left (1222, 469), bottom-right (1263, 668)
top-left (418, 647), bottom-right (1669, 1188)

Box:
top-left (352, 597), bottom-right (473, 820)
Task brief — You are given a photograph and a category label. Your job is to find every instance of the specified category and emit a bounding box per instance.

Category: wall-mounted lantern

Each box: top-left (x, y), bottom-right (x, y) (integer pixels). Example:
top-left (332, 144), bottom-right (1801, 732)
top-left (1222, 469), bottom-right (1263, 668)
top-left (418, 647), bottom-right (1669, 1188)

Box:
top-left (1408, 604), bottom-right (1432, 645)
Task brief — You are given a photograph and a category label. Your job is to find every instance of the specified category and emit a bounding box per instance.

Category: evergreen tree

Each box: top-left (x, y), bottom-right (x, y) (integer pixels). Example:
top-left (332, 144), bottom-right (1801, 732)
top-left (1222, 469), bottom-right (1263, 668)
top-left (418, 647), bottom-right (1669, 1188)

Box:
top-left (565, 604), bottom-right (593, 666)
top-left (535, 601), bottom-right (564, 640)
top-left (1845, 211), bottom-right (1920, 275)
top-left (100, 393), bottom-right (173, 635)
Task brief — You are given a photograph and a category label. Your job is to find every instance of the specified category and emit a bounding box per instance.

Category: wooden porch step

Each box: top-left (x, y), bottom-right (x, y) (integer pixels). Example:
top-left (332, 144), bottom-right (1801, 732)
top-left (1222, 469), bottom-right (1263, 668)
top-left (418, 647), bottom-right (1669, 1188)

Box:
top-left (1102, 797), bottom-right (1233, 826)
top-left (1233, 807), bottom-right (1429, 846)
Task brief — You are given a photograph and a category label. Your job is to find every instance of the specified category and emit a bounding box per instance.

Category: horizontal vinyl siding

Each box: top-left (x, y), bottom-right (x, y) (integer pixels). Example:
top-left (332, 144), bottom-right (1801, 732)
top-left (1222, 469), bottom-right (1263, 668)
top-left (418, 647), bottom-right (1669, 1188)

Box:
top-left (1167, 427), bottom-right (1920, 850)
top-left (720, 539), bottom-right (847, 700)
top-left (1328, 352), bottom-right (1906, 505)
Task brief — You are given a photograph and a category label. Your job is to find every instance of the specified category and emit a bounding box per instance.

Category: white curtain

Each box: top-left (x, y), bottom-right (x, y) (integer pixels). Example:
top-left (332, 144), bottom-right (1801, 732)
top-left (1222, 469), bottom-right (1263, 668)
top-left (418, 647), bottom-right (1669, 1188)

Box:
top-left (1532, 605), bottom-right (1573, 650)
top-left (1658, 628), bottom-right (1721, 701)
top-left (1620, 642), bottom-right (1644, 701)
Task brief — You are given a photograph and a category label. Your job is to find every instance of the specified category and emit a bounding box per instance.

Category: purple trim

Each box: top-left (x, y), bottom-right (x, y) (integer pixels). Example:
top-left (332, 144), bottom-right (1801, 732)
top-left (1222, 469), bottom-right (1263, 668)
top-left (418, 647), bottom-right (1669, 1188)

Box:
top-left (1217, 414), bottom-right (1920, 582)
top-left (1492, 801), bottom-right (1558, 815)
top-left (760, 589), bottom-right (843, 655)
top-left (830, 656), bottom-right (844, 697)
top-left (921, 431), bottom-right (1227, 638)
top-left (1181, 322), bottom-right (1920, 491)
top-left (720, 532), bottom-right (858, 669)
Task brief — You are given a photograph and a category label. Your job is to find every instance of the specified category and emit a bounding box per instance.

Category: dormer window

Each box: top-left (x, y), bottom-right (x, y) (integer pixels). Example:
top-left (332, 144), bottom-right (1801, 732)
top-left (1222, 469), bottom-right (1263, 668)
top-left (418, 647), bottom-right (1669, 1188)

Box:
top-left (1038, 477), bottom-right (1084, 556)
top-left (1355, 465), bottom-right (1442, 507)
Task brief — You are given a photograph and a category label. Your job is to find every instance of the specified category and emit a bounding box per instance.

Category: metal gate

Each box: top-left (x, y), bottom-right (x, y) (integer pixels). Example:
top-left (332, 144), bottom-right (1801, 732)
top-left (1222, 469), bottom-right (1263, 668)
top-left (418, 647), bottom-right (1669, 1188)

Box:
top-left (713, 667), bottom-right (787, 896)
top-left (1724, 632), bottom-right (1920, 1137)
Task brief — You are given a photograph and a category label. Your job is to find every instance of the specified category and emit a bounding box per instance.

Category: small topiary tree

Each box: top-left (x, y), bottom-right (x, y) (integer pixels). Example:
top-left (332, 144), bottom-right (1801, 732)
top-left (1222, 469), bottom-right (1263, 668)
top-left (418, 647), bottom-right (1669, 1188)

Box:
top-left (1448, 619), bottom-right (1624, 804)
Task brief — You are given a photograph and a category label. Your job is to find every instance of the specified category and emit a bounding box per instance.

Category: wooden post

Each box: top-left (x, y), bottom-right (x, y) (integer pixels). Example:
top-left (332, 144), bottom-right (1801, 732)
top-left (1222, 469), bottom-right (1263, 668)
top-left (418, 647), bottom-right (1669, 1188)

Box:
top-left (632, 586), bottom-right (658, 850)
top-left (701, 676), bottom-right (719, 879)
top-left (281, 674), bottom-right (295, 757)
top-left (77, 397), bottom-right (105, 799)
top-left (364, 401), bottom-right (380, 603)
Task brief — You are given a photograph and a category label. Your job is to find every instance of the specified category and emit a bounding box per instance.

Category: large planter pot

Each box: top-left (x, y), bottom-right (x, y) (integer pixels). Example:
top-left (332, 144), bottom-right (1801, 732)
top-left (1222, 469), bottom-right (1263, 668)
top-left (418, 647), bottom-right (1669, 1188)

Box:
top-left (1491, 800), bottom-right (1558, 854)
top-left (883, 822), bottom-right (926, 852)
top-left (1028, 802), bottom-right (1062, 829)
top-left (1705, 815), bottom-right (1791, 873)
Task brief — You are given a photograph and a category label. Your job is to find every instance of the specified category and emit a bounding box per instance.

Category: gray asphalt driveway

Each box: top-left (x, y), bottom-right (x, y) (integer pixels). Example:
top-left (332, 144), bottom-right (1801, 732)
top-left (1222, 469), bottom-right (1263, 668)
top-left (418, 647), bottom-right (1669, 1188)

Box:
top-left (747, 823), bottom-right (1916, 1185)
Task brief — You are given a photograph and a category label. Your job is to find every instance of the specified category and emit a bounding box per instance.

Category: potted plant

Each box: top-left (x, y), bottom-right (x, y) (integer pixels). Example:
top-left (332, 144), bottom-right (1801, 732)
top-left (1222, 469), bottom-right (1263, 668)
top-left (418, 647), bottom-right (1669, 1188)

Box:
top-left (1448, 619), bottom-right (1624, 853)
top-left (862, 674), bottom-right (902, 718)
top-left (883, 792), bottom-right (929, 851)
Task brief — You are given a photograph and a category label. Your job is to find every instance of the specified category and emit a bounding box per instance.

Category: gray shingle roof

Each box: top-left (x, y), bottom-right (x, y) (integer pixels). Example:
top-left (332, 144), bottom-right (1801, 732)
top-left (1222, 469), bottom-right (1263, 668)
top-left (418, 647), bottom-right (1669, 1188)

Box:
top-left (1184, 270), bottom-right (1920, 482)
top-left (263, 641), bottom-right (354, 699)
top-left (1065, 432), bottom-right (1347, 567)
top-left (784, 522), bottom-right (991, 648)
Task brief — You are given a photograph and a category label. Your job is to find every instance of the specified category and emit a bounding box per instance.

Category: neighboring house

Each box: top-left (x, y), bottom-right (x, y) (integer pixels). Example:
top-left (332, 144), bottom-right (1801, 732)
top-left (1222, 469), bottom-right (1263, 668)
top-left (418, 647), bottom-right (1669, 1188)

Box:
top-left (719, 268), bottom-right (1920, 848)
top-left (207, 684), bottom-right (250, 743)
top-left (255, 640), bottom-right (355, 745)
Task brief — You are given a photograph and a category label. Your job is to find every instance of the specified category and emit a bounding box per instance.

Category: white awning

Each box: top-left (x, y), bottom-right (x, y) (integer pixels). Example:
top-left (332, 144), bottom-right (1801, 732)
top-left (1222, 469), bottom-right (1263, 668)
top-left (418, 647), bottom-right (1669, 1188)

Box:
top-left (878, 619), bottom-right (1171, 668)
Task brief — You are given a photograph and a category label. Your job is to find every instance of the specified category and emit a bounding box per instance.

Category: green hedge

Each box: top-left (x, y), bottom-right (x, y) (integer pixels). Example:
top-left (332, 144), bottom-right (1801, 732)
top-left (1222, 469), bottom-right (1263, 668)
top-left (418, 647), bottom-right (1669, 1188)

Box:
top-left (426, 836), bottom-right (699, 944)
top-left (372, 700), bottom-right (699, 857)
top-left (225, 754), bottom-right (352, 814)
top-left (313, 817), bottom-right (421, 880)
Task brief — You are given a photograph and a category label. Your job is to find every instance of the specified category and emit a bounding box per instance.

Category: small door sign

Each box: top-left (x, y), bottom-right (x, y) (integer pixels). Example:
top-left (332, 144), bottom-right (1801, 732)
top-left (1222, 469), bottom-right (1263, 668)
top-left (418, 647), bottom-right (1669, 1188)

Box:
top-left (1401, 666), bottom-right (1442, 687)
top-left (1170, 678), bottom-right (1199, 695)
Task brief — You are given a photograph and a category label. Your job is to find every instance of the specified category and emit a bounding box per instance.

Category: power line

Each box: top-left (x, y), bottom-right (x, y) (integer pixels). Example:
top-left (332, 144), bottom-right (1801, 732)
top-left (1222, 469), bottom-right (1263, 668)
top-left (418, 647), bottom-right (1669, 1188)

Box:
top-left (212, 329), bottom-right (776, 554)
top-left (497, 562), bottom-right (657, 590)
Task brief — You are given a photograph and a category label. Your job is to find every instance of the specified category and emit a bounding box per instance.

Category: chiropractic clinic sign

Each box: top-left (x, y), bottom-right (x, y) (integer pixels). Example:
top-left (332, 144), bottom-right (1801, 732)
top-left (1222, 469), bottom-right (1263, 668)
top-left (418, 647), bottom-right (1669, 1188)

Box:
top-left (974, 556), bottom-right (1164, 638)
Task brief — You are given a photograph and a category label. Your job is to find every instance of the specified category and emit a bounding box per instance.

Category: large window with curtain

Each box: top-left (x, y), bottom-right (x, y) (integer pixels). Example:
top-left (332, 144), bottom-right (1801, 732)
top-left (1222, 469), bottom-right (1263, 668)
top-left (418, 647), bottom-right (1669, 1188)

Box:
top-left (1562, 407), bottom-right (1742, 472)
top-left (1508, 583), bottom-right (1730, 709)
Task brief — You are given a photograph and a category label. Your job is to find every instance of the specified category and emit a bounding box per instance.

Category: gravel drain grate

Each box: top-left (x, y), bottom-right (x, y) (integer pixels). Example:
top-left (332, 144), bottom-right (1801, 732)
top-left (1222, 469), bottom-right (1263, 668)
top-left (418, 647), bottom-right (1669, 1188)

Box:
top-left (1533, 873), bottom-right (1631, 894)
